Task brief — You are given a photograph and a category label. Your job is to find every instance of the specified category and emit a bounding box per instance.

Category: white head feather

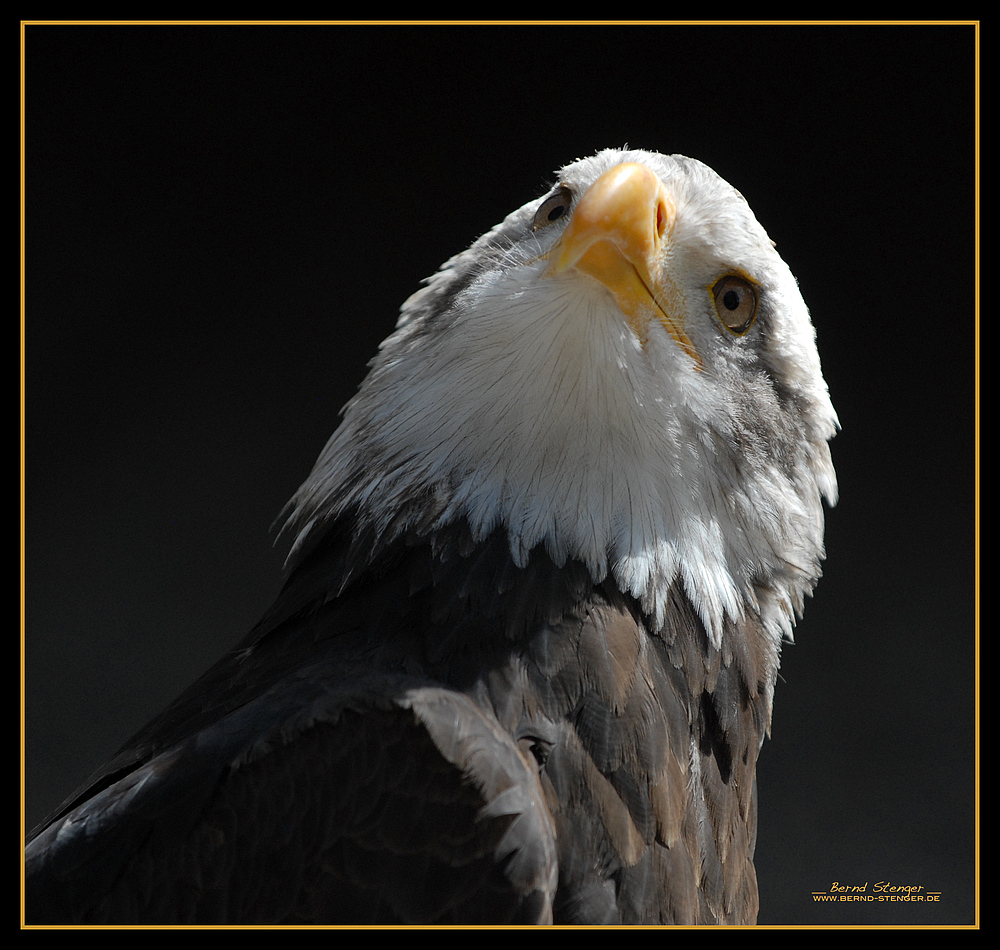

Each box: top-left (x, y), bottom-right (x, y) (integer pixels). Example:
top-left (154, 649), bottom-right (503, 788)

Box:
top-left (286, 149), bottom-right (838, 652)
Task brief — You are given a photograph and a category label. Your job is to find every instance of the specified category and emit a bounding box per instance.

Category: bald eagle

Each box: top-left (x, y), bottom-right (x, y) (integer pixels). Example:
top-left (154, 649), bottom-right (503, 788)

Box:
top-left (25, 149), bottom-right (837, 925)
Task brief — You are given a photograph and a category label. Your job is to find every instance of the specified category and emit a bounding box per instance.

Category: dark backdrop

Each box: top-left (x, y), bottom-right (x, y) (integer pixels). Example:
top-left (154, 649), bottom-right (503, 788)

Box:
top-left (23, 23), bottom-right (977, 926)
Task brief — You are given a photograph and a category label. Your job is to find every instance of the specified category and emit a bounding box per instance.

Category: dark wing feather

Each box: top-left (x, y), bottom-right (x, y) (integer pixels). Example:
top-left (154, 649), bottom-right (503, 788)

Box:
top-left (26, 675), bottom-right (557, 923)
top-left (26, 519), bottom-right (769, 924)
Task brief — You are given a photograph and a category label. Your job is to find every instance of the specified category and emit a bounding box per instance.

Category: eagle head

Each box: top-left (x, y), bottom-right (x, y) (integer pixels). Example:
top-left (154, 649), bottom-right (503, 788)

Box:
top-left (284, 148), bottom-right (838, 655)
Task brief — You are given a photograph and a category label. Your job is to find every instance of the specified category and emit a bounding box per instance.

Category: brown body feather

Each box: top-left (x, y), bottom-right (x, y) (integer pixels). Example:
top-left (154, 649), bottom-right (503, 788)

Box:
top-left (26, 517), bottom-right (770, 924)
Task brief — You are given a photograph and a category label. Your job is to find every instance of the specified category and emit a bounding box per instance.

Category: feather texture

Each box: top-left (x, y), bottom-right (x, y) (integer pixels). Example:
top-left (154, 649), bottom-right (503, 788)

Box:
top-left (28, 521), bottom-right (770, 923)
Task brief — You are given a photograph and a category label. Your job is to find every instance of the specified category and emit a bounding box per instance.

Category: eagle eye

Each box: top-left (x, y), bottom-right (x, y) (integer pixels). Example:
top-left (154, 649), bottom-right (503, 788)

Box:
top-left (712, 276), bottom-right (758, 335)
top-left (532, 186), bottom-right (573, 231)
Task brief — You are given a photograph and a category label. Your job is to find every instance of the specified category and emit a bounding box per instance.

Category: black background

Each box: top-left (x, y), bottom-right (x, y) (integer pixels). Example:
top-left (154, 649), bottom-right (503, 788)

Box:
top-left (23, 24), bottom-right (977, 926)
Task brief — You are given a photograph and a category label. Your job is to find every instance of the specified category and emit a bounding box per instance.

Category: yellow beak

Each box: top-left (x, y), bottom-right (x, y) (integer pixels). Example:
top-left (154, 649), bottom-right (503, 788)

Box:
top-left (545, 162), bottom-right (700, 366)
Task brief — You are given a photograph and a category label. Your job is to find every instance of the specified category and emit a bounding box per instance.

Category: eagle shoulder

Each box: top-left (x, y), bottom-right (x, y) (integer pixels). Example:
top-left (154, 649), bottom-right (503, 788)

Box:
top-left (27, 520), bottom-right (768, 924)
